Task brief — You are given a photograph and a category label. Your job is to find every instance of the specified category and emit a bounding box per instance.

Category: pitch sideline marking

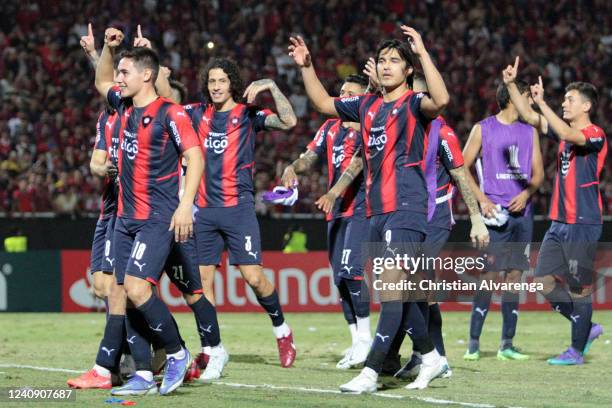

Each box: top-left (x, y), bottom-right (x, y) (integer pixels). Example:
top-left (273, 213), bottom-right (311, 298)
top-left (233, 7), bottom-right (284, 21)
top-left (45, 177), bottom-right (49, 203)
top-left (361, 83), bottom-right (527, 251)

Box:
top-left (0, 363), bottom-right (520, 408)
top-left (0, 364), bottom-right (83, 374)
top-left (215, 381), bottom-right (498, 407)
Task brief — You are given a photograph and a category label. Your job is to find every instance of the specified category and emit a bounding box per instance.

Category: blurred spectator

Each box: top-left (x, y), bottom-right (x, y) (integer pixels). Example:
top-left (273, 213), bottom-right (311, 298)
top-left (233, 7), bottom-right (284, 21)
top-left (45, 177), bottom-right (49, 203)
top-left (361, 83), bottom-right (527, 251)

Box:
top-left (0, 0), bottom-right (609, 218)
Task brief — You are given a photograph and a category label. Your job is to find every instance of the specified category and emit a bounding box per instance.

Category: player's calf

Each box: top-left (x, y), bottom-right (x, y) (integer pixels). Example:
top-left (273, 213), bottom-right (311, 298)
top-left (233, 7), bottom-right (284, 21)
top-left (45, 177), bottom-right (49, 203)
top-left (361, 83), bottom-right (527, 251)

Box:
top-left (240, 265), bottom-right (296, 368)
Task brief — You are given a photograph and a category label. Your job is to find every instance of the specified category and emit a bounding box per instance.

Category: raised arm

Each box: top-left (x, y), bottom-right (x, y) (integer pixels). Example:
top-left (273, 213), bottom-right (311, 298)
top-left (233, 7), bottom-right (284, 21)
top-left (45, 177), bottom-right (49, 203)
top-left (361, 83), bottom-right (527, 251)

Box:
top-left (156, 66), bottom-right (173, 100)
top-left (503, 56), bottom-right (548, 134)
top-left (401, 26), bottom-right (449, 118)
top-left (315, 154), bottom-right (363, 214)
top-left (531, 76), bottom-right (588, 145)
top-left (449, 166), bottom-right (489, 248)
top-left (80, 23), bottom-right (99, 68)
top-left (363, 57), bottom-right (380, 94)
top-left (95, 28), bottom-right (123, 98)
top-left (281, 150), bottom-right (319, 188)
top-left (243, 79), bottom-right (297, 130)
top-left (131, 25), bottom-right (172, 99)
top-left (288, 36), bottom-right (338, 117)
top-left (462, 124), bottom-right (496, 218)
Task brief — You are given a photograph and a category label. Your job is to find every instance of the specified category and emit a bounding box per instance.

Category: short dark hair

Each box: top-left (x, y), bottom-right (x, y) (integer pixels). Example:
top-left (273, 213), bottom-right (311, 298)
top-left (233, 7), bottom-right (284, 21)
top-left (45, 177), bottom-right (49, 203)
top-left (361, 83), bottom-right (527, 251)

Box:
top-left (497, 80), bottom-right (529, 110)
top-left (117, 47), bottom-right (160, 84)
top-left (169, 79), bottom-right (188, 104)
top-left (201, 58), bottom-right (244, 103)
top-left (344, 74), bottom-right (369, 89)
top-left (566, 82), bottom-right (598, 112)
top-left (375, 39), bottom-right (415, 87)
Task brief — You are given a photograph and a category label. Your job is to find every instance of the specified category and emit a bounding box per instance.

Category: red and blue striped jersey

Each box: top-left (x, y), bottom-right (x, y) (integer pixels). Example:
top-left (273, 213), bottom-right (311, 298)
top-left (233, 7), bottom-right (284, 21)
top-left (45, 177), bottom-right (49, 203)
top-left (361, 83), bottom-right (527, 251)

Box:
top-left (428, 119), bottom-right (464, 230)
top-left (306, 119), bottom-right (365, 221)
top-left (548, 124), bottom-right (607, 224)
top-left (107, 86), bottom-right (200, 221)
top-left (184, 102), bottom-right (272, 208)
top-left (94, 109), bottom-right (120, 219)
top-left (334, 91), bottom-right (431, 220)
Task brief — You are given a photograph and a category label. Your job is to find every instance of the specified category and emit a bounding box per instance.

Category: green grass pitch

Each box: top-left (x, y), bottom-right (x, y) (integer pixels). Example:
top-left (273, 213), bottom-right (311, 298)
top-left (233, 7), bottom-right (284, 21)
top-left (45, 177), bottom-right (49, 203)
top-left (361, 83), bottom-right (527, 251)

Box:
top-left (1, 311), bottom-right (611, 407)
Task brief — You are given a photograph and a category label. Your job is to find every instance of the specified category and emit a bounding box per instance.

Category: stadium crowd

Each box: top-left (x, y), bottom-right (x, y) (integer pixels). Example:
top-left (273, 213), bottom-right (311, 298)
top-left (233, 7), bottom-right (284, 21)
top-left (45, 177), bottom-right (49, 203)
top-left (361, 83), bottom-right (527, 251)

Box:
top-left (0, 0), bottom-right (610, 217)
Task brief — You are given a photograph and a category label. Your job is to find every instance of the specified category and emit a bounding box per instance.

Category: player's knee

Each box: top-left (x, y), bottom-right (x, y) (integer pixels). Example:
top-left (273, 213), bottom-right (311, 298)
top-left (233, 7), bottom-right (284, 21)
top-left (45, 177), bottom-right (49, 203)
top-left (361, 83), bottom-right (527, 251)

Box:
top-left (92, 282), bottom-right (106, 299)
top-left (569, 286), bottom-right (592, 298)
top-left (534, 275), bottom-right (555, 294)
top-left (124, 278), bottom-right (152, 305)
top-left (183, 292), bottom-right (201, 305)
top-left (505, 270), bottom-right (521, 284)
top-left (92, 273), bottom-right (109, 299)
top-left (102, 279), bottom-right (113, 298)
top-left (354, 300), bottom-right (370, 318)
top-left (244, 272), bottom-right (263, 289)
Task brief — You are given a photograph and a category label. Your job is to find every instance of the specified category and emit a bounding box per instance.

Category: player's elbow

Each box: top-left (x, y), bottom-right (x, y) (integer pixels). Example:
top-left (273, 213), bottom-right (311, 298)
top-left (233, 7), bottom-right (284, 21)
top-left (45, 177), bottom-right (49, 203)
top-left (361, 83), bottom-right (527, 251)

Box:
top-left (89, 161), bottom-right (104, 177)
top-left (315, 98), bottom-right (337, 117)
top-left (434, 93), bottom-right (450, 111)
top-left (95, 81), bottom-right (109, 98)
top-left (285, 115), bottom-right (298, 129)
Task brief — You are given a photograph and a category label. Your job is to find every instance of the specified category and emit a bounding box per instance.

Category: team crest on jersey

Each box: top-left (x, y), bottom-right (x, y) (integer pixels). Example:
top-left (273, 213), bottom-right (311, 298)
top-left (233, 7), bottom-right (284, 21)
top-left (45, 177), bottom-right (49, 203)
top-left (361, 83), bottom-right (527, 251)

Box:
top-left (142, 115), bottom-right (152, 127)
top-left (231, 117), bottom-right (239, 125)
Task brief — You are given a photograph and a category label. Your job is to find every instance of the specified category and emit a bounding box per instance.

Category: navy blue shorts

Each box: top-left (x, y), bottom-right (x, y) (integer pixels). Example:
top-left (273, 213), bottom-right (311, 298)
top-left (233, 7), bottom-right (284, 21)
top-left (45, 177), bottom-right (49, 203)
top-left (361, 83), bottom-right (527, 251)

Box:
top-left (485, 213), bottom-right (533, 272)
top-left (423, 225), bottom-right (451, 280)
top-left (113, 217), bottom-right (174, 285)
top-left (369, 211), bottom-right (426, 302)
top-left (194, 202), bottom-right (262, 266)
top-left (328, 215), bottom-right (369, 285)
top-left (164, 237), bottom-right (203, 294)
top-left (534, 222), bottom-right (602, 288)
top-left (369, 211), bottom-right (425, 262)
top-left (90, 216), bottom-right (116, 274)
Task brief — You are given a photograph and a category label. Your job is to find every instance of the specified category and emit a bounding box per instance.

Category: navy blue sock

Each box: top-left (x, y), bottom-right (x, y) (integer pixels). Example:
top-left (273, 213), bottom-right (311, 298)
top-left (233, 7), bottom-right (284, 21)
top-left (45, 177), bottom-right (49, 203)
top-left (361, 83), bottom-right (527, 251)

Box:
top-left (95, 314), bottom-right (125, 372)
top-left (571, 297), bottom-right (593, 352)
top-left (337, 281), bottom-right (357, 325)
top-left (501, 291), bottom-right (519, 348)
top-left (428, 303), bottom-right (445, 356)
top-left (416, 301), bottom-right (429, 326)
top-left (344, 279), bottom-right (370, 318)
top-left (172, 314), bottom-right (186, 348)
top-left (195, 312), bottom-right (211, 348)
top-left (137, 295), bottom-right (182, 354)
top-left (189, 295), bottom-right (221, 347)
top-left (125, 308), bottom-right (154, 371)
top-left (469, 289), bottom-right (492, 352)
top-left (365, 301), bottom-right (402, 373)
top-left (544, 284), bottom-right (573, 321)
top-left (388, 322), bottom-right (406, 358)
top-left (257, 290), bottom-right (285, 327)
top-left (403, 302), bottom-right (434, 354)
